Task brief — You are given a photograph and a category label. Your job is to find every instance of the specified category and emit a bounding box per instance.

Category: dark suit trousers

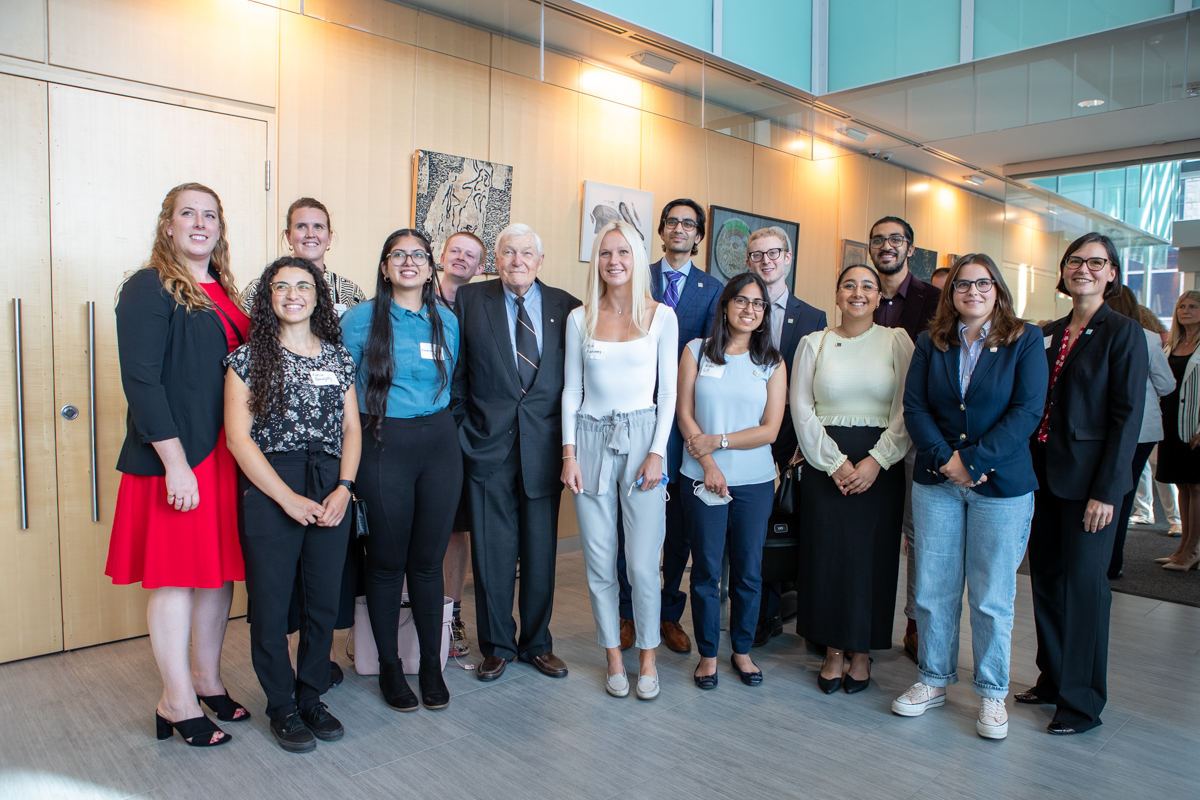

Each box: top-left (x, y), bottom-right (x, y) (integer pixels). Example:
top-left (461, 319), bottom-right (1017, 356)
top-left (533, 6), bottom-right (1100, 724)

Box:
top-left (1110, 441), bottom-right (1155, 578)
top-left (241, 448), bottom-right (349, 720)
top-left (1028, 445), bottom-right (1117, 731)
top-left (468, 439), bottom-right (560, 661)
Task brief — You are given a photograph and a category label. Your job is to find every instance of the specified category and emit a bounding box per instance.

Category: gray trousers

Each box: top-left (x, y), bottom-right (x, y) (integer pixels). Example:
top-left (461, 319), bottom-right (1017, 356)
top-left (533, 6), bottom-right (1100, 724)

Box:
top-left (573, 408), bottom-right (666, 650)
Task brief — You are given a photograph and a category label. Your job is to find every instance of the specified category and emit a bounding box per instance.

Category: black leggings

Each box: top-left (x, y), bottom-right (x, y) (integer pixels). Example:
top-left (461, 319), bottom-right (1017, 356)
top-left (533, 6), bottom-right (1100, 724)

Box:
top-left (359, 410), bottom-right (462, 670)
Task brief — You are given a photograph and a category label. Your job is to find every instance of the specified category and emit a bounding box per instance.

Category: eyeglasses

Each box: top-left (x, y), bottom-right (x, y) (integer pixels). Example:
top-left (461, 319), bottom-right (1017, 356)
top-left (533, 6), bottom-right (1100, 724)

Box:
top-left (731, 295), bottom-right (767, 311)
top-left (388, 249), bottom-right (429, 266)
top-left (951, 278), bottom-right (994, 294)
top-left (869, 234), bottom-right (908, 249)
top-left (270, 281), bottom-right (316, 295)
top-left (1064, 256), bottom-right (1111, 271)
top-left (839, 280), bottom-right (879, 293)
top-left (748, 248), bottom-right (785, 263)
top-left (663, 217), bottom-right (698, 231)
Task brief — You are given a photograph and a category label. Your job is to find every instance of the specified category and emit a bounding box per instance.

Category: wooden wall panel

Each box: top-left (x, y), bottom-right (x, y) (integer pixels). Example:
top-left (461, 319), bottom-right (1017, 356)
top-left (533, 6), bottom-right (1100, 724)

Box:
top-left (579, 95), bottom-right (642, 198)
top-left (639, 114), bottom-right (709, 267)
top-left (417, 9), bottom-right (490, 66)
top-left (299, 0), bottom-right (417, 43)
top-left (0, 0), bottom-right (46, 62)
top-left (47, 0), bottom-right (278, 108)
top-left (704, 130), bottom-right (754, 223)
top-left (836, 155), bottom-right (870, 246)
top-left (414, 49), bottom-right (491, 163)
top-left (794, 157), bottom-right (840, 318)
top-left (751, 145), bottom-right (797, 224)
top-left (866, 160), bottom-right (906, 229)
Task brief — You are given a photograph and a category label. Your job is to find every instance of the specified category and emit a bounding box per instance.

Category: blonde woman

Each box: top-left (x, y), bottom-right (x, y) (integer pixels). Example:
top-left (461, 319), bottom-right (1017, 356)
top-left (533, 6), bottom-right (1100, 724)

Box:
top-left (1155, 290), bottom-right (1200, 570)
top-left (562, 220), bottom-right (679, 700)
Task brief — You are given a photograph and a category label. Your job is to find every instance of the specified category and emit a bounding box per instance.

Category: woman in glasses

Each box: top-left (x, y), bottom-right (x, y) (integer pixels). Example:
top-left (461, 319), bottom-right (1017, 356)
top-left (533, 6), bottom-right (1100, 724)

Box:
top-left (893, 255), bottom-right (1047, 739)
top-left (1019, 233), bottom-right (1147, 735)
top-left (676, 273), bottom-right (785, 690)
top-left (225, 257), bottom-right (360, 752)
top-left (791, 264), bottom-right (913, 696)
top-left (341, 230), bottom-right (461, 713)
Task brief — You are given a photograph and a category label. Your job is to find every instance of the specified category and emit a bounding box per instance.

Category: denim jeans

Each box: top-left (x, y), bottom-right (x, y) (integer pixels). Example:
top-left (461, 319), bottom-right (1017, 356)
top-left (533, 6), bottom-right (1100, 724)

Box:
top-left (910, 481), bottom-right (1034, 699)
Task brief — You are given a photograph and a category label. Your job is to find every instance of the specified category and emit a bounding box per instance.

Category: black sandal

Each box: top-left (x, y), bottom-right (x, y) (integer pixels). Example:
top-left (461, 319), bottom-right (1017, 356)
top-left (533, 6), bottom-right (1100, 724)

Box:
top-left (197, 692), bottom-right (251, 722)
top-left (156, 712), bottom-right (231, 746)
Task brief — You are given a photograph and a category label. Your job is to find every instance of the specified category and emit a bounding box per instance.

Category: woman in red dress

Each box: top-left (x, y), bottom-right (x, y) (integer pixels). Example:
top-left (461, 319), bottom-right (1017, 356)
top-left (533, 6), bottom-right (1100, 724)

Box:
top-left (107, 183), bottom-right (250, 747)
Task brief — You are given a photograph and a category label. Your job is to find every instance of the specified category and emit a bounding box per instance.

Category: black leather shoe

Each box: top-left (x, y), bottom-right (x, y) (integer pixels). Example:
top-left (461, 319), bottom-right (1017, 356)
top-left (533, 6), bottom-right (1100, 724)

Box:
top-left (730, 654), bottom-right (763, 686)
top-left (419, 662), bottom-right (450, 710)
top-left (693, 670), bottom-right (718, 690)
top-left (752, 616), bottom-right (783, 647)
top-left (1014, 689), bottom-right (1050, 705)
top-left (380, 662), bottom-right (418, 711)
top-left (299, 702), bottom-right (344, 741)
top-left (1047, 720), bottom-right (1078, 735)
top-left (329, 661), bottom-right (344, 688)
top-left (817, 674), bottom-right (842, 694)
top-left (843, 658), bottom-right (872, 694)
top-left (271, 712), bottom-right (316, 753)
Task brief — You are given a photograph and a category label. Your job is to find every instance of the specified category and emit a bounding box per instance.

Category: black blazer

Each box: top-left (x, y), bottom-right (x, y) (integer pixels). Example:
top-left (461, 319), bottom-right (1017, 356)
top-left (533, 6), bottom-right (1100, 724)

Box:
top-left (115, 268), bottom-right (234, 476)
top-left (890, 273), bottom-right (942, 343)
top-left (450, 279), bottom-right (581, 499)
top-left (772, 292), bottom-right (827, 467)
top-left (1037, 304), bottom-right (1148, 506)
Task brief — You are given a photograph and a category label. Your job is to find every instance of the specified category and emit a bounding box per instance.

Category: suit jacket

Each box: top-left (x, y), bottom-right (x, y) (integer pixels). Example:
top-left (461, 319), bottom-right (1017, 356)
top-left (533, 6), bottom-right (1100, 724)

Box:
top-left (1037, 304), bottom-right (1148, 506)
top-left (772, 293), bottom-right (828, 467)
top-left (904, 323), bottom-right (1048, 497)
top-left (885, 272), bottom-right (941, 343)
top-left (649, 259), bottom-right (724, 479)
top-left (450, 278), bottom-right (581, 499)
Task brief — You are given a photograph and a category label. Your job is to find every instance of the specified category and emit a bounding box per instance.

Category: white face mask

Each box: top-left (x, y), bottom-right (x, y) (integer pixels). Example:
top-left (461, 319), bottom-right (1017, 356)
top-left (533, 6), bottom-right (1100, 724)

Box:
top-left (693, 481), bottom-right (732, 506)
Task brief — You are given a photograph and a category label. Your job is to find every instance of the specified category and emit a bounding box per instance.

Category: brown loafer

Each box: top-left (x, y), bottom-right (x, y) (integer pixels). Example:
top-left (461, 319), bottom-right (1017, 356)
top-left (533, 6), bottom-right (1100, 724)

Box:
top-left (478, 655), bottom-right (508, 681)
top-left (660, 621), bottom-right (691, 653)
top-left (619, 618), bottom-right (635, 650)
top-left (530, 652), bottom-right (569, 678)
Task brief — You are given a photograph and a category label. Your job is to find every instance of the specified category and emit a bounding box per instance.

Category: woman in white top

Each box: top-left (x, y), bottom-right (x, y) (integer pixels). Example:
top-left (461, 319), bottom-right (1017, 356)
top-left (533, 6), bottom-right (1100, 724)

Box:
top-left (791, 264), bottom-right (913, 696)
top-left (562, 220), bottom-right (679, 701)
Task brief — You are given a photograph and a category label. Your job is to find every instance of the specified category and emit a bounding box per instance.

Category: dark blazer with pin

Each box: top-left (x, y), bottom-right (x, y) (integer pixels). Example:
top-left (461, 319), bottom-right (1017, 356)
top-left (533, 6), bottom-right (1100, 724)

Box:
top-left (771, 292), bottom-right (827, 467)
top-left (1036, 304), bottom-right (1148, 506)
top-left (903, 323), bottom-right (1049, 497)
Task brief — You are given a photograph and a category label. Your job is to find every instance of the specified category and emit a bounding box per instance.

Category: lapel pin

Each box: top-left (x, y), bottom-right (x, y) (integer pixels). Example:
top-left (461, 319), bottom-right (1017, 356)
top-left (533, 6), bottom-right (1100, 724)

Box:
top-left (990, 347), bottom-right (997, 352)
top-left (697, 282), bottom-right (704, 288)
top-left (1085, 329), bottom-right (1093, 335)
top-left (550, 318), bottom-right (555, 323)
top-left (787, 318), bottom-right (794, 323)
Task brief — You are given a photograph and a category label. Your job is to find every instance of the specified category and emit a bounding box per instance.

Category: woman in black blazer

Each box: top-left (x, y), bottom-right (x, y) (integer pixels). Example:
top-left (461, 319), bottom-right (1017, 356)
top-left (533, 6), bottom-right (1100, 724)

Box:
top-left (895, 254), bottom-right (1048, 740)
top-left (1018, 233), bottom-right (1148, 735)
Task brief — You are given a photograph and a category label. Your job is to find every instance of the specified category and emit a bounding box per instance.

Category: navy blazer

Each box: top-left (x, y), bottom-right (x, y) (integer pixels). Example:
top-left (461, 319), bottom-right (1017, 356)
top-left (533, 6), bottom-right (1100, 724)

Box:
top-left (904, 323), bottom-right (1049, 497)
top-left (650, 258), bottom-right (723, 480)
top-left (772, 292), bottom-right (828, 467)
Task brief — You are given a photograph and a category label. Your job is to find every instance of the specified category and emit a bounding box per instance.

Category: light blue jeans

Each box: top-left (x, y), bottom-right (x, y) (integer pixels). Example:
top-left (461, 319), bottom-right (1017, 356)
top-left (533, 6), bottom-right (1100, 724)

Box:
top-left (910, 481), bottom-right (1034, 699)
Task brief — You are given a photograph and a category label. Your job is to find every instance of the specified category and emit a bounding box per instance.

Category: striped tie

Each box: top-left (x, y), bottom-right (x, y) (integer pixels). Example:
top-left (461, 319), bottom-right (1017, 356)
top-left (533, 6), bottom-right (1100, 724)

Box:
top-left (663, 269), bottom-right (684, 308)
top-left (515, 296), bottom-right (539, 393)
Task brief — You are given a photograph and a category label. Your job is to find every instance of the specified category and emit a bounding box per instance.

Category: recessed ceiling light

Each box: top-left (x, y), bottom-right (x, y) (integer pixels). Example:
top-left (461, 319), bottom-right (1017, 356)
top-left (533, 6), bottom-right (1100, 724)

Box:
top-left (1047, 208), bottom-right (1059, 215)
top-left (1078, 99), bottom-right (1105, 108)
top-left (629, 51), bottom-right (677, 74)
top-left (963, 174), bottom-right (985, 186)
top-left (836, 126), bottom-right (870, 142)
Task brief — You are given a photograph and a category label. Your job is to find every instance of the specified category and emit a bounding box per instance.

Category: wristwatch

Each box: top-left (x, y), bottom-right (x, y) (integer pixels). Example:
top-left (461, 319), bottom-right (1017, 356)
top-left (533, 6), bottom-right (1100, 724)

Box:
top-left (337, 479), bottom-right (354, 491)
top-left (720, 434), bottom-right (729, 450)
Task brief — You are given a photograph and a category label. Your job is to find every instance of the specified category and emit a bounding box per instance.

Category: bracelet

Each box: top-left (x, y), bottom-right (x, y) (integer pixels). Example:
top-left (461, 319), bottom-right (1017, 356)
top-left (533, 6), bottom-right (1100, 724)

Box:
top-left (562, 455), bottom-right (576, 460)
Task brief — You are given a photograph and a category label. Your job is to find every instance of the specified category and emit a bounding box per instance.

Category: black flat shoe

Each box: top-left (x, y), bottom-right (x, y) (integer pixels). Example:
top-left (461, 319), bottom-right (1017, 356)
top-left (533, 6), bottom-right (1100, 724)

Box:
top-left (380, 662), bottom-right (418, 711)
top-left (270, 712), bottom-right (316, 753)
top-left (843, 657), bottom-right (872, 694)
top-left (1014, 689), bottom-right (1050, 705)
top-left (817, 674), bottom-right (842, 694)
top-left (730, 654), bottom-right (763, 686)
top-left (330, 661), bottom-right (344, 688)
top-left (300, 701), bottom-right (344, 741)
top-left (196, 691), bottom-right (250, 722)
top-left (1047, 720), bottom-right (1078, 735)
top-left (156, 712), bottom-right (231, 746)
top-left (419, 662), bottom-right (450, 710)
top-left (693, 670), bottom-right (718, 690)
top-left (752, 615), bottom-right (783, 648)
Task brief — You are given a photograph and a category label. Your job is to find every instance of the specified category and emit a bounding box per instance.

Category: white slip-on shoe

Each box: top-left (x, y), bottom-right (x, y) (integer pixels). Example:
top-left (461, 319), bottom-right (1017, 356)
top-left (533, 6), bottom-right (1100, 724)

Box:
top-left (606, 672), bottom-right (629, 698)
top-left (891, 682), bottom-right (946, 717)
top-left (636, 673), bottom-right (659, 700)
top-left (977, 697), bottom-right (1009, 739)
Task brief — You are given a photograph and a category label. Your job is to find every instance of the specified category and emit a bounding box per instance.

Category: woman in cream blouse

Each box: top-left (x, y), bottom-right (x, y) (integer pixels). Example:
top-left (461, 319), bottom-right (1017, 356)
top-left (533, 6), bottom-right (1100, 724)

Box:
top-left (791, 264), bottom-right (914, 695)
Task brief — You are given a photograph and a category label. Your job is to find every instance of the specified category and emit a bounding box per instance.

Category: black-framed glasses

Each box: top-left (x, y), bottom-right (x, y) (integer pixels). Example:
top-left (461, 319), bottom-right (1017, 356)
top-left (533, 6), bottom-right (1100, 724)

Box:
top-left (731, 295), bottom-right (767, 311)
top-left (869, 234), bottom-right (908, 248)
top-left (388, 249), bottom-right (429, 266)
top-left (1064, 256), bottom-right (1110, 270)
top-left (952, 278), bottom-right (994, 294)
top-left (270, 281), bottom-right (317, 295)
top-left (839, 280), bottom-right (879, 293)
top-left (663, 217), bottom-right (698, 231)
top-left (747, 248), bottom-right (784, 263)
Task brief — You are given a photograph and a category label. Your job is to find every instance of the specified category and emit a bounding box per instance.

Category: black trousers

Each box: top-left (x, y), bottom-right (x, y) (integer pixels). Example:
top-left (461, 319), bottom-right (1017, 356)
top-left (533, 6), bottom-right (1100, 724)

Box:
top-left (1109, 440), bottom-right (1155, 578)
top-left (468, 439), bottom-right (560, 661)
top-left (1029, 443), bottom-right (1118, 732)
top-left (241, 446), bottom-right (350, 720)
top-left (359, 411), bottom-right (461, 670)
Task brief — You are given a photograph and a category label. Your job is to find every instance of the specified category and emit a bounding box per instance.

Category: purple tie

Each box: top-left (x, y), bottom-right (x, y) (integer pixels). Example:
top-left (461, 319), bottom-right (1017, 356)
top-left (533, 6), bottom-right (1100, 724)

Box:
top-left (664, 270), bottom-right (684, 308)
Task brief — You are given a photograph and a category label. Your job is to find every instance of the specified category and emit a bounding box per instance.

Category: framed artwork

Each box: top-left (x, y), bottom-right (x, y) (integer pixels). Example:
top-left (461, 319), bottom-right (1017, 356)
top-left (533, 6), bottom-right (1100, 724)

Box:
top-left (707, 206), bottom-right (800, 293)
top-left (579, 181), bottom-right (654, 262)
top-left (909, 247), bottom-right (939, 283)
top-left (412, 149), bottom-right (513, 274)
top-left (839, 238), bottom-right (869, 277)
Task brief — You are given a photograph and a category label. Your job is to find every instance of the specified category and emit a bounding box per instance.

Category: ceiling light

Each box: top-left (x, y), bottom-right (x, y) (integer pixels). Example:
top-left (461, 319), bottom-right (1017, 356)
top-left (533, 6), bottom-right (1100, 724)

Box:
top-left (1077, 99), bottom-right (1105, 108)
top-left (629, 51), bottom-right (677, 74)
top-left (963, 174), bottom-right (985, 186)
top-left (836, 126), bottom-right (870, 142)
top-left (1047, 208), bottom-right (1059, 215)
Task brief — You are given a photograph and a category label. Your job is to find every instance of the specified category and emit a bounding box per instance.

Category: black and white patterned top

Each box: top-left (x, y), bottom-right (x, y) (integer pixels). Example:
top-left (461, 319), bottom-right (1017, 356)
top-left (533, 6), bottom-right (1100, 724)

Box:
top-left (225, 341), bottom-right (357, 457)
top-left (238, 268), bottom-right (367, 317)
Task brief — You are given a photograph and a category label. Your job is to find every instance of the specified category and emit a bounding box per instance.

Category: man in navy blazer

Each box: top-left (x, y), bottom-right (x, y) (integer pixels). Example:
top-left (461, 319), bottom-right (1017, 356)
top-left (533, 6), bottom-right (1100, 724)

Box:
top-left (615, 198), bottom-right (723, 653)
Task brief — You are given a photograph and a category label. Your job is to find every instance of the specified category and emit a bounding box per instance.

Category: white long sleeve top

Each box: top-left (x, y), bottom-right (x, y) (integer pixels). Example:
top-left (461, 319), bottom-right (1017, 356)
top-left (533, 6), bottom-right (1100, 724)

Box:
top-left (789, 324), bottom-right (914, 475)
top-left (561, 304), bottom-right (679, 458)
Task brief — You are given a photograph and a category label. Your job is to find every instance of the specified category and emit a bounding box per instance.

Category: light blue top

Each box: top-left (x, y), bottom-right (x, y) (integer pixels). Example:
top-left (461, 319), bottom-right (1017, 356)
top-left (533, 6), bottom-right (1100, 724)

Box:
top-left (680, 338), bottom-right (777, 487)
top-left (341, 298), bottom-right (459, 418)
top-left (660, 258), bottom-right (692, 297)
top-left (957, 319), bottom-right (991, 396)
top-left (503, 281), bottom-right (543, 367)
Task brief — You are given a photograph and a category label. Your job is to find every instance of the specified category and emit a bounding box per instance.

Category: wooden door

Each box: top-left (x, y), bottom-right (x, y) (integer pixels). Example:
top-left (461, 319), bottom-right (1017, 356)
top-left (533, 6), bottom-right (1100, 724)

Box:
top-left (49, 85), bottom-right (267, 649)
top-left (0, 74), bottom-right (64, 663)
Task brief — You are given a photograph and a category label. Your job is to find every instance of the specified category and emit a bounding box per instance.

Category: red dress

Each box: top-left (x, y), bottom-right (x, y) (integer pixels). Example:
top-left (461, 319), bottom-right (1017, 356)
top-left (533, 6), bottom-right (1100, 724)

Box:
top-left (105, 282), bottom-right (250, 589)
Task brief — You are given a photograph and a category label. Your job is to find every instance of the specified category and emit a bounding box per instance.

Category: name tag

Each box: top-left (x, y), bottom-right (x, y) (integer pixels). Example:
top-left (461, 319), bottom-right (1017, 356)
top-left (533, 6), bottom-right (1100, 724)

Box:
top-left (333, 303), bottom-right (348, 317)
top-left (420, 342), bottom-right (446, 360)
top-left (586, 346), bottom-right (606, 360)
top-left (310, 370), bottom-right (339, 386)
top-left (1044, 335), bottom-right (1052, 349)
top-left (699, 360), bottom-right (725, 378)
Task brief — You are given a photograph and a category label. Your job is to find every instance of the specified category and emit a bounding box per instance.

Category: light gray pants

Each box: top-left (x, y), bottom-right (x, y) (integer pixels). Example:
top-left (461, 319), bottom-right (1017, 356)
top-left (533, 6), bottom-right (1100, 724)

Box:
top-left (573, 408), bottom-right (666, 650)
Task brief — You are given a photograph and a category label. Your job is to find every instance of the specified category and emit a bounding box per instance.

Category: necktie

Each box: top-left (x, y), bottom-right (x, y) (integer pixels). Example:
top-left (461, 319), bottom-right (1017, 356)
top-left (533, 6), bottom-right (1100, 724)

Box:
top-left (663, 270), bottom-right (685, 308)
top-left (515, 296), bottom-right (539, 393)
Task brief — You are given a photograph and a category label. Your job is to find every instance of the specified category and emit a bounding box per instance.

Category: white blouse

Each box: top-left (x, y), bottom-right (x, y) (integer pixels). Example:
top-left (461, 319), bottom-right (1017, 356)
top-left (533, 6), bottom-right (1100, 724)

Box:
top-left (789, 324), bottom-right (914, 475)
top-left (561, 304), bottom-right (679, 458)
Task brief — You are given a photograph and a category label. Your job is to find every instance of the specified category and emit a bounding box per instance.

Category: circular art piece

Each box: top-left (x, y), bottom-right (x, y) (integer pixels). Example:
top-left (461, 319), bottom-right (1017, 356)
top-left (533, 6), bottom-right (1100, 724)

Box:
top-left (713, 219), bottom-right (751, 282)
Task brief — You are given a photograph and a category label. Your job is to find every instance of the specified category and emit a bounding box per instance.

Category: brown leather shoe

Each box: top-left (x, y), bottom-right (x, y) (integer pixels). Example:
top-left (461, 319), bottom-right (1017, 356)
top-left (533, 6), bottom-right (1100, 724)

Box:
top-left (903, 631), bottom-right (918, 663)
top-left (530, 652), bottom-right (568, 678)
top-left (660, 621), bottom-right (691, 653)
top-left (478, 655), bottom-right (508, 681)
top-left (619, 618), bottom-right (635, 650)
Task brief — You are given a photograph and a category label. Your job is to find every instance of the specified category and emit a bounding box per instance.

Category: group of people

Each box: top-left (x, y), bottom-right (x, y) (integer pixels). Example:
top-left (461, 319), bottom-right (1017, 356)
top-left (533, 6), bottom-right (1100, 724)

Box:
top-left (105, 181), bottom-right (1197, 754)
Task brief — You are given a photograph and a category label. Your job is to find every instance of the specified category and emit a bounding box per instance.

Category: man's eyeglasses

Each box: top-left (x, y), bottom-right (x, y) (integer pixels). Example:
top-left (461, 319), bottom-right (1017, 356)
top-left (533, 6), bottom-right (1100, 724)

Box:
top-left (869, 234), bottom-right (908, 249)
top-left (952, 278), bottom-right (994, 294)
top-left (1064, 256), bottom-right (1110, 271)
top-left (731, 295), bottom-right (767, 311)
top-left (270, 281), bottom-right (316, 295)
top-left (748, 248), bottom-right (784, 263)
top-left (388, 250), bottom-right (429, 266)
top-left (663, 217), bottom-right (698, 231)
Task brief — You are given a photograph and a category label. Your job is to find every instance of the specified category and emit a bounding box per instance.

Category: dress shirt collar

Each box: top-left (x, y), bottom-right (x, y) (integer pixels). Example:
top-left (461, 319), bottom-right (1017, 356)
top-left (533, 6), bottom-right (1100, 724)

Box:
top-left (662, 259), bottom-right (692, 279)
top-left (884, 270), bottom-right (913, 301)
top-left (957, 318), bottom-right (991, 345)
top-left (503, 280), bottom-right (542, 308)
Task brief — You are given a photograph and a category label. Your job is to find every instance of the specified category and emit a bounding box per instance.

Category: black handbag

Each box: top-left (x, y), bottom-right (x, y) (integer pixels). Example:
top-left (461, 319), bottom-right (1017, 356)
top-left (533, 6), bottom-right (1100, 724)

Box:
top-left (773, 456), bottom-right (799, 516)
top-left (350, 492), bottom-right (370, 538)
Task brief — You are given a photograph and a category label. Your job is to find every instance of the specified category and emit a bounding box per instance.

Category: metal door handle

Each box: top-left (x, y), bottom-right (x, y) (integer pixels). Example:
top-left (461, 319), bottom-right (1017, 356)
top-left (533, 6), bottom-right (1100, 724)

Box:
top-left (12, 299), bottom-right (27, 530)
top-left (88, 301), bottom-right (99, 522)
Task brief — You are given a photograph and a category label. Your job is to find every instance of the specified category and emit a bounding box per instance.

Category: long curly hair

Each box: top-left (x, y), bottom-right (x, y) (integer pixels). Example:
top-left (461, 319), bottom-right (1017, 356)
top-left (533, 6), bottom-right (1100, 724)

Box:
top-left (245, 257), bottom-right (342, 418)
top-left (145, 183), bottom-right (236, 311)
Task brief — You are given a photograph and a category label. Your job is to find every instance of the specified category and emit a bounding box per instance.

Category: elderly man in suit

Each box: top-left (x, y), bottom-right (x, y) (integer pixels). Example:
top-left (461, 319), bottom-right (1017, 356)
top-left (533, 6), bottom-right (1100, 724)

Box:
top-left (450, 223), bottom-right (581, 681)
top-left (615, 198), bottom-right (724, 653)
top-left (742, 225), bottom-right (827, 645)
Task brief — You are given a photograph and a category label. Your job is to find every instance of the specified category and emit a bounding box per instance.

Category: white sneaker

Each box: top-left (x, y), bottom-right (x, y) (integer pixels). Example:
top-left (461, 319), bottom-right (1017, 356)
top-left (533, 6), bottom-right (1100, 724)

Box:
top-left (891, 682), bottom-right (946, 716)
top-left (977, 697), bottom-right (1009, 739)
top-left (606, 672), bottom-right (629, 698)
top-left (1128, 514), bottom-right (1153, 526)
top-left (636, 673), bottom-right (660, 700)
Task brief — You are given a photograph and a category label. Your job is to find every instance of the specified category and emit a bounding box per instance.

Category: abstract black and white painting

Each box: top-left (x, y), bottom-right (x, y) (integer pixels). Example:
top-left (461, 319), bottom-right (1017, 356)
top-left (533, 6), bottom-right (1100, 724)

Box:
top-left (413, 149), bottom-right (513, 274)
top-left (579, 181), bottom-right (654, 262)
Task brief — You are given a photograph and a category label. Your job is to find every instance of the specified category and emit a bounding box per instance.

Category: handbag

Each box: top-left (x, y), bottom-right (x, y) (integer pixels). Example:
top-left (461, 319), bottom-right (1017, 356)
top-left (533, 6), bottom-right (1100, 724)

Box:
top-left (350, 492), bottom-right (369, 538)
top-left (774, 331), bottom-right (830, 516)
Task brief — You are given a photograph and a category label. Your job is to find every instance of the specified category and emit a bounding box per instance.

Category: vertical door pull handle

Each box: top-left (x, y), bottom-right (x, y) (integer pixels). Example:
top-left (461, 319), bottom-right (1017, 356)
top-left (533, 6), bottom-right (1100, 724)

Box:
top-left (12, 299), bottom-right (28, 530)
top-left (88, 302), bottom-right (99, 523)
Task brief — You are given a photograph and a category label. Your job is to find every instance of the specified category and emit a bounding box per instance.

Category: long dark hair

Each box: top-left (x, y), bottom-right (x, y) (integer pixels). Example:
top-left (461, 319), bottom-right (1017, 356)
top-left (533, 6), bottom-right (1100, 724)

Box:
top-left (927, 254), bottom-right (1025, 352)
top-left (1056, 232), bottom-right (1122, 298)
top-left (364, 229), bottom-right (448, 435)
top-left (246, 257), bottom-right (341, 418)
top-left (702, 272), bottom-right (782, 368)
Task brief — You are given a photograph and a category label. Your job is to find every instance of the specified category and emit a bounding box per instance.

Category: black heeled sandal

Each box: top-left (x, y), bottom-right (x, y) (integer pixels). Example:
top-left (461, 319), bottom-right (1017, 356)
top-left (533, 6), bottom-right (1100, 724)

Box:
top-left (197, 691), bottom-right (251, 722)
top-left (155, 712), bottom-right (231, 746)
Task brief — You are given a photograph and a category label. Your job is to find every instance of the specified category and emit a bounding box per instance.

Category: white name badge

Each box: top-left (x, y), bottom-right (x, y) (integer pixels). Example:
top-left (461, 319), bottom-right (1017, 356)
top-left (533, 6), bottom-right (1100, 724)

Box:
top-left (310, 370), bottom-right (339, 386)
top-left (1044, 335), bottom-right (1053, 349)
top-left (420, 342), bottom-right (446, 360)
top-left (334, 303), bottom-right (348, 317)
top-left (699, 360), bottom-right (726, 378)
top-left (586, 346), bottom-right (606, 360)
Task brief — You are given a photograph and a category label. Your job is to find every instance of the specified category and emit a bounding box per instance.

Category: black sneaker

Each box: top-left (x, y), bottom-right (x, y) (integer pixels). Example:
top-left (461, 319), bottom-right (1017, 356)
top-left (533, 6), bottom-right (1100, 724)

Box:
top-left (299, 702), bottom-right (344, 741)
top-left (271, 712), bottom-right (317, 753)
top-left (330, 660), bottom-right (344, 687)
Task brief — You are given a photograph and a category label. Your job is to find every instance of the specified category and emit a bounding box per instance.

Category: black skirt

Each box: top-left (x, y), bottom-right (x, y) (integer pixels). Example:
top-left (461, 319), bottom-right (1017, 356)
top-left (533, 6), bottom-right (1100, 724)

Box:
top-left (795, 426), bottom-right (905, 652)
